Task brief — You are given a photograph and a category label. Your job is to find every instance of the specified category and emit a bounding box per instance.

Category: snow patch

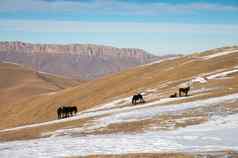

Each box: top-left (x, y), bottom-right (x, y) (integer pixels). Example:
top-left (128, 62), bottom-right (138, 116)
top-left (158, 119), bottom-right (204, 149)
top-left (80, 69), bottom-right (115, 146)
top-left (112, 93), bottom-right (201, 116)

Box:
top-left (207, 69), bottom-right (238, 80)
top-left (90, 93), bottom-right (238, 130)
top-left (142, 56), bottom-right (180, 67)
top-left (203, 49), bottom-right (238, 60)
top-left (190, 87), bottom-right (218, 94)
top-left (1, 61), bottom-right (23, 66)
top-left (1, 114), bottom-right (238, 157)
top-left (191, 77), bottom-right (208, 83)
top-left (2, 92), bottom-right (238, 133)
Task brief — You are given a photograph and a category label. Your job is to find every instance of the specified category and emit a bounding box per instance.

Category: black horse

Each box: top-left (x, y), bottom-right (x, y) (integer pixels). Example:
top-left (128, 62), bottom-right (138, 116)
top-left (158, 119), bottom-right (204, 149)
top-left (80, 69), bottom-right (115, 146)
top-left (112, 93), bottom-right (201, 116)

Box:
top-left (57, 106), bottom-right (78, 119)
top-left (179, 87), bottom-right (190, 97)
top-left (132, 93), bottom-right (145, 105)
top-left (169, 92), bottom-right (177, 98)
top-left (57, 107), bottom-right (63, 119)
top-left (66, 106), bottom-right (77, 117)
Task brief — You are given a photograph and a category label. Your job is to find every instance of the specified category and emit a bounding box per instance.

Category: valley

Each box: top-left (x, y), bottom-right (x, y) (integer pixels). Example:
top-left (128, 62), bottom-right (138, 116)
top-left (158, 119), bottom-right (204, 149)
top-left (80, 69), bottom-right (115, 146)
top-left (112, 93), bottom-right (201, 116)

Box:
top-left (0, 46), bottom-right (238, 157)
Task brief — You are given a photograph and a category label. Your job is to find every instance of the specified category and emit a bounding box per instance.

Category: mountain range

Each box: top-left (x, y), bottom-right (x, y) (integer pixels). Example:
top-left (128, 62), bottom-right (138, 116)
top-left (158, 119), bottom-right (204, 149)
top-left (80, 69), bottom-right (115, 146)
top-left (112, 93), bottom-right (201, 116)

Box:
top-left (0, 41), bottom-right (158, 80)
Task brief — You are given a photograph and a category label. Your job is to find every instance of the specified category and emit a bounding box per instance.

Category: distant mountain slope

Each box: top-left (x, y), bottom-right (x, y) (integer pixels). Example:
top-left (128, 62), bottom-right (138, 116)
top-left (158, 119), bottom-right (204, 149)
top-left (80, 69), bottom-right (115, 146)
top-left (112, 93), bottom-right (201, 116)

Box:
top-left (0, 62), bottom-right (79, 106)
top-left (0, 41), bottom-right (158, 80)
top-left (0, 45), bottom-right (238, 130)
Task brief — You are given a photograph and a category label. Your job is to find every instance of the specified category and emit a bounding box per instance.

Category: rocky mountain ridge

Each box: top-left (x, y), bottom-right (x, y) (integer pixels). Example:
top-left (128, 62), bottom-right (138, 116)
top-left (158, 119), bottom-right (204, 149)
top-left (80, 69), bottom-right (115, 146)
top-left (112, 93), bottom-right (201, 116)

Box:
top-left (0, 41), bottom-right (158, 80)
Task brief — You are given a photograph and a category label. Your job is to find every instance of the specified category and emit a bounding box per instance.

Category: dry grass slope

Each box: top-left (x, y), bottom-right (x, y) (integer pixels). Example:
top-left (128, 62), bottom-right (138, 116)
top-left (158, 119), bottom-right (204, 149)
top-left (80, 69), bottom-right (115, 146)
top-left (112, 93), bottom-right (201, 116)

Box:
top-left (0, 62), bottom-right (79, 127)
top-left (0, 46), bottom-right (238, 130)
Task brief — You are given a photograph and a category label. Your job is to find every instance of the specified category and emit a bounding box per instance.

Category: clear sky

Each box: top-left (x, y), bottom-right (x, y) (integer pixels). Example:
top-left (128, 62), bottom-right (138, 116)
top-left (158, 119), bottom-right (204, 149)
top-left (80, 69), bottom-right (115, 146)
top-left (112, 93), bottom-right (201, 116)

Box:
top-left (0, 0), bottom-right (238, 55)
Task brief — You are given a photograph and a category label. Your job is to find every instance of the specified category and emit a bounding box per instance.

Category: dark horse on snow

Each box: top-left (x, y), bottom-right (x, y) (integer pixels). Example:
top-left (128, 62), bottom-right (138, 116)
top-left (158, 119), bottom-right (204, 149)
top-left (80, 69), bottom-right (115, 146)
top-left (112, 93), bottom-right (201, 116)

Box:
top-left (179, 86), bottom-right (190, 97)
top-left (132, 93), bottom-right (145, 105)
top-left (169, 92), bottom-right (177, 98)
top-left (57, 106), bottom-right (77, 119)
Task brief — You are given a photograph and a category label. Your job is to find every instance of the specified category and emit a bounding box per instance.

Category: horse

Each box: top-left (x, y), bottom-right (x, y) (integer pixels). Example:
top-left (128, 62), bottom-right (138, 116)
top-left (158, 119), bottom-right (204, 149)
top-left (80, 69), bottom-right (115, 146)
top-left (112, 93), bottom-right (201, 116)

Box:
top-left (179, 86), bottom-right (190, 97)
top-left (169, 92), bottom-right (177, 98)
top-left (62, 106), bottom-right (70, 118)
top-left (57, 106), bottom-right (78, 119)
top-left (69, 106), bottom-right (77, 116)
top-left (57, 107), bottom-right (63, 119)
top-left (132, 93), bottom-right (145, 105)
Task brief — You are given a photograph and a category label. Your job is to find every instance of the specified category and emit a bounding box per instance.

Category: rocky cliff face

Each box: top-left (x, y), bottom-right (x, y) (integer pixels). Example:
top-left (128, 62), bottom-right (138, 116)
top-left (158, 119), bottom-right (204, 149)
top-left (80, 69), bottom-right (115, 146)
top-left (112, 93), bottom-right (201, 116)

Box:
top-left (0, 41), bottom-right (158, 80)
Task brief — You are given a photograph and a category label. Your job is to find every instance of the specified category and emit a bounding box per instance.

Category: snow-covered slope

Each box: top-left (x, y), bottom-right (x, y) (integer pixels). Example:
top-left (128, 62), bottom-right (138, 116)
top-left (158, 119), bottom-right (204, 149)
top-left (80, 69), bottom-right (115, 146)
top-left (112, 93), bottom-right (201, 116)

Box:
top-left (1, 94), bottom-right (238, 157)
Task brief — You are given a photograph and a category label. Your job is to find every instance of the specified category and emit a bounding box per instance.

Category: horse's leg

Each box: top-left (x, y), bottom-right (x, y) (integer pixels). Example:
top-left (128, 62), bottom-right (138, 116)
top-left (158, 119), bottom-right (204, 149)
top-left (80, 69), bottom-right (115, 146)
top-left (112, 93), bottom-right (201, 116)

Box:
top-left (132, 98), bottom-right (135, 105)
top-left (186, 89), bottom-right (188, 96)
top-left (74, 108), bottom-right (77, 115)
top-left (183, 90), bottom-right (185, 97)
top-left (66, 112), bottom-right (68, 118)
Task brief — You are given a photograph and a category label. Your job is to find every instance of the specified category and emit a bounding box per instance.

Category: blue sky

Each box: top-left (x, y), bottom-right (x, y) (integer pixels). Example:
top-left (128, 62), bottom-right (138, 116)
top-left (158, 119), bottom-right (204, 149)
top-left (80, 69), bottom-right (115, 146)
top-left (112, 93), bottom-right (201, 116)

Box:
top-left (0, 0), bottom-right (238, 55)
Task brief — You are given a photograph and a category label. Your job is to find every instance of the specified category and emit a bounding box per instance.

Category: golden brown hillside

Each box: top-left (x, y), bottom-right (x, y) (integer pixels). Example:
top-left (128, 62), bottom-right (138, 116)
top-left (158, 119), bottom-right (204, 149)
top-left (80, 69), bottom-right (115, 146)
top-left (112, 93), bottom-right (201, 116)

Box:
top-left (1, 46), bottom-right (238, 130)
top-left (0, 62), bottom-right (79, 117)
